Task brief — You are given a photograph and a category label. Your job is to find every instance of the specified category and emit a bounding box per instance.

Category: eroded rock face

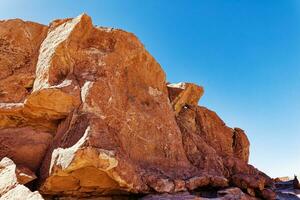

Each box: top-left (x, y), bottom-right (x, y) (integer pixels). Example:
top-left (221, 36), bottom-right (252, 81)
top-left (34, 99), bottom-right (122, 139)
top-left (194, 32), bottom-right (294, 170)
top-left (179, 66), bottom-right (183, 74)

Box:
top-left (0, 14), bottom-right (275, 200)
top-left (233, 128), bottom-right (250, 163)
top-left (34, 14), bottom-right (198, 197)
top-left (167, 82), bottom-right (204, 115)
top-left (0, 19), bottom-right (48, 103)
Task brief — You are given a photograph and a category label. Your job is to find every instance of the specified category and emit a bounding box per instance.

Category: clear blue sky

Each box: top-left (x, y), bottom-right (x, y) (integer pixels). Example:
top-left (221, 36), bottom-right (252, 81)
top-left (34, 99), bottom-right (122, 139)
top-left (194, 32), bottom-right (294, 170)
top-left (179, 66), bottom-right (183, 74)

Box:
top-left (1, 0), bottom-right (299, 178)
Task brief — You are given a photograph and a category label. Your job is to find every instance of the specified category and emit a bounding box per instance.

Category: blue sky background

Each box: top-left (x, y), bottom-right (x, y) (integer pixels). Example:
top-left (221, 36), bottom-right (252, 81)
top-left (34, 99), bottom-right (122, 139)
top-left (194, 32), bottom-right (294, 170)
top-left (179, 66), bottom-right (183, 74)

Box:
top-left (1, 0), bottom-right (299, 178)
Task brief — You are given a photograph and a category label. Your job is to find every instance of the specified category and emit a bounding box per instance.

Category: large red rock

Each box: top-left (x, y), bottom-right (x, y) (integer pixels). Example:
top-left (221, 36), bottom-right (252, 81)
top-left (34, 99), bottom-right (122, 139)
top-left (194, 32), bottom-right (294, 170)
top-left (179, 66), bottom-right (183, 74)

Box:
top-left (36, 14), bottom-right (197, 197)
top-left (0, 13), bottom-right (275, 199)
top-left (173, 103), bottom-right (274, 198)
top-left (0, 127), bottom-right (52, 171)
top-left (167, 82), bottom-right (204, 115)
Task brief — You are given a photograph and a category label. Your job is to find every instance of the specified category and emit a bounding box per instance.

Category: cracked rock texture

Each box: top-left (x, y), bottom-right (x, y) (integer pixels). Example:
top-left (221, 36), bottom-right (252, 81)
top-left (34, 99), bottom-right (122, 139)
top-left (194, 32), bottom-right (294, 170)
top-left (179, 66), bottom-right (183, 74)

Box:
top-left (0, 14), bottom-right (275, 199)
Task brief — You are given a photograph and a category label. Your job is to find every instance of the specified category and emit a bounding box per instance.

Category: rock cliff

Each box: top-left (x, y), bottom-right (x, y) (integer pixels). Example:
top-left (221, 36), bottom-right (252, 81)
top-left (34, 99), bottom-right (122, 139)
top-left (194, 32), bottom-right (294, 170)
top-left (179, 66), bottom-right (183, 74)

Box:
top-left (0, 14), bottom-right (275, 199)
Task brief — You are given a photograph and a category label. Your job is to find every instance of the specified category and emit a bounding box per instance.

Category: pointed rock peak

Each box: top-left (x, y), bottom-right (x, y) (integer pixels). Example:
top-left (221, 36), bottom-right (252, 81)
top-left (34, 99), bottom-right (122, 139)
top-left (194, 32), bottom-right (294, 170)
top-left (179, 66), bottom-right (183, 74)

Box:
top-left (48, 13), bottom-right (92, 31)
top-left (73, 12), bottom-right (93, 28)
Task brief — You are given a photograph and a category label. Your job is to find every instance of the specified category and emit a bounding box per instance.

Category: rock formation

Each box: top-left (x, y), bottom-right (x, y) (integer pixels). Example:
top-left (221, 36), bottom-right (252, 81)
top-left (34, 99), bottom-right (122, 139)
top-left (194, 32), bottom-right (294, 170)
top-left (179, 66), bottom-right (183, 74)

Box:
top-left (0, 14), bottom-right (275, 199)
top-left (0, 157), bottom-right (43, 199)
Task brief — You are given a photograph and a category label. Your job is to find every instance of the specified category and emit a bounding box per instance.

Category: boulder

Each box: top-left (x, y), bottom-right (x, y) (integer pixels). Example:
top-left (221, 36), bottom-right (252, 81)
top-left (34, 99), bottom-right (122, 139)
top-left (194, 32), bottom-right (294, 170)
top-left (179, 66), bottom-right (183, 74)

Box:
top-left (36, 14), bottom-right (197, 196)
top-left (217, 187), bottom-right (258, 200)
top-left (167, 82), bottom-right (204, 115)
top-left (0, 127), bottom-right (53, 172)
top-left (0, 13), bottom-right (275, 199)
top-left (175, 104), bottom-right (273, 198)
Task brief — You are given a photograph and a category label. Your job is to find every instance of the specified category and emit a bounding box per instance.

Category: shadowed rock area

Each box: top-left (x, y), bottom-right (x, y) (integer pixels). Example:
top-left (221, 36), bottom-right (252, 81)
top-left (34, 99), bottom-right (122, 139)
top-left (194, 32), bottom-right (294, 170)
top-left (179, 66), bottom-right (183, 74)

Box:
top-left (0, 14), bottom-right (278, 199)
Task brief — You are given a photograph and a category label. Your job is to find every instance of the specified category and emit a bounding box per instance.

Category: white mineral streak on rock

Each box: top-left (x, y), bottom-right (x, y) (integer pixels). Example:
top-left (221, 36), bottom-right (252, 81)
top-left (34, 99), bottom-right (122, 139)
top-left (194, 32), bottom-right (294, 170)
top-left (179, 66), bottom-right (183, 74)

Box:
top-left (86, 149), bottom-right (132, 189)
top-left (167, 82), bottom-right (186, 89)
top-left (0, 103), bottom-right (24, 110)
top-left (49, 79), bottom-right (72, 89)
top-left (111, 173), bottom-right (134, 189)
top-left (49, 126), bottom-right (90, 173)
top-left (33, 14), bottom-right (85, 91)
top-left (148, 86), bottom-right (162, 97)
top-left (0, 158), bottom-right (44, 199)
top-left (18, 173), bottom-right (33, 179)
top-left (81, 81), bottom-right (106, 119)
top-left (0, 158), bottom-right (18, 195)
top-left (98, 150), bottom-right (118, 171)
top-left (108, 97), bottom-right (113, 103)
top-left (81, 81), bottom-right (93, 103)
top-left (0, 185), bottom-right (44, 200)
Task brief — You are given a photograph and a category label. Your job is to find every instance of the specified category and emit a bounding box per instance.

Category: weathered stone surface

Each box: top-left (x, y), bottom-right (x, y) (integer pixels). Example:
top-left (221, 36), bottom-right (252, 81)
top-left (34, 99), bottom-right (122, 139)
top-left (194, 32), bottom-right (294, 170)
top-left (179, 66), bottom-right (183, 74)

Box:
top-left (15, 165), bottom-right (37, 185)
top-left (0, 13), bottom-right (275, 199)
top-left (0, 102), bottom-right (58, 132)
top-left (0, 127), bottom-right (53, 172)
top-left (189, 106), bottom-right (234, 157)
top-left (0, 157), bottom-right (43, 199)
top-left (217, 187), bottom-right (258, 200)
top-left (232, 128), bottom-right (250, 163)
top-left (167, 82), bottom-right (204, 115)
top-left (186, 176), bottom-right (210, 190)
top-left (0, 157), bottom-right (19, 195)
top-left (35, 14), bottom-right (198, 197)
top-left (176, 105), bottom-right (225, 176)
top-left (0, 19), bottom-right (48, 103)
top-left (231, 174), bottom-right (265, 191)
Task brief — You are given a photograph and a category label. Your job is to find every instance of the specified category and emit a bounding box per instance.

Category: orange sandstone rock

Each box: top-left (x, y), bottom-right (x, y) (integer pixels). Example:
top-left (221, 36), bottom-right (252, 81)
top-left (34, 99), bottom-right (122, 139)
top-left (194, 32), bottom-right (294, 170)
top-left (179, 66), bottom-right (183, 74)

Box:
top-left (0, 127), bottom-right (53, 172)
top-left (0, 13), bottom-right (274, 199)
top-left (167, 82), bottom-right (204, 115)
top-left (0, 19), bottom-right (48, 103)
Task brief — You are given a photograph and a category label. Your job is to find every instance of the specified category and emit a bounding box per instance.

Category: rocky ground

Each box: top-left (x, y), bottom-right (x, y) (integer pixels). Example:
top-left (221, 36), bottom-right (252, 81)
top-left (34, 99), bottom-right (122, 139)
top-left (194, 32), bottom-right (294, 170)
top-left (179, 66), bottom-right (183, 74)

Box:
top-left (275, 179), bottom-right (300, 200)
top-left (0, 13), bottom-right (293, 199)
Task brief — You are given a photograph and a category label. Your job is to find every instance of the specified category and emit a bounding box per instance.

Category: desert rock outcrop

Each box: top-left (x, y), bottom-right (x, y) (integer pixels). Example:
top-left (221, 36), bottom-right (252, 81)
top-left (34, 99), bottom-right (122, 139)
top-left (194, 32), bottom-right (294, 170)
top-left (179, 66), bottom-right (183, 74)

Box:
top-left (0, 14), bottom-right (275, 199)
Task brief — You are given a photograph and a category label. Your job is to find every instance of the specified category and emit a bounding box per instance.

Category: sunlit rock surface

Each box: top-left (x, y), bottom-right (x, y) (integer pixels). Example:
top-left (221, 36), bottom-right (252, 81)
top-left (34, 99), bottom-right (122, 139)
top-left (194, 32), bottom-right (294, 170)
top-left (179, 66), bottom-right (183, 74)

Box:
top-left (0, 14), bottom-right (276, 199)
